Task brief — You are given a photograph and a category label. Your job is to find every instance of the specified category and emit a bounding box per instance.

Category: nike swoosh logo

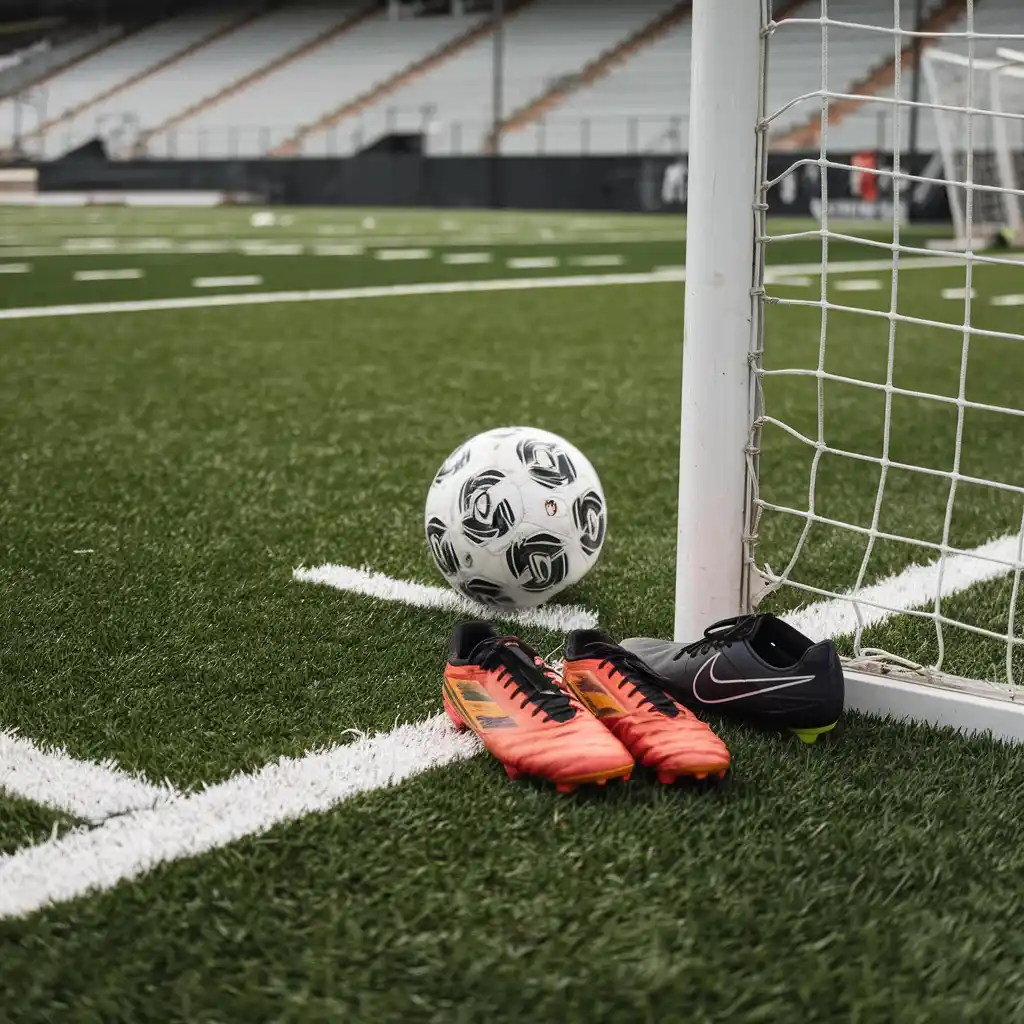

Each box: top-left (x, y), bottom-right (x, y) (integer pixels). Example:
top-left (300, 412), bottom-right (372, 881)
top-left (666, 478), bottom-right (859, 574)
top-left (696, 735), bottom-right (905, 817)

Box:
top-left (691, 653), bottom-right (815, 705)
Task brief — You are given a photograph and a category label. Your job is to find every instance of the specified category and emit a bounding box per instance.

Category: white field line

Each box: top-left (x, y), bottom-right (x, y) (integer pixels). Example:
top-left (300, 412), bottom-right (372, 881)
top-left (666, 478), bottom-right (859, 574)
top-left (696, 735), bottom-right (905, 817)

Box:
top-left (834, 278), bottom-right (882, 292)
top-left (314, 244), bottom-right (364, 257)
top-left (183, 240), bottom-right (231, 253)
top-left (0, 731), bottom-right (178, 823)
top-left (375, 248), bottom-right (431, 261)
top-left (73, 269), bottom-right (143, 282)
top-left (0, 715), bottom-right (479, 920)
top-left (240, 242), bottom-right (303, 257)
top-left (0, 263), bottom-right (30, 274)
top-left (508, 256), bottom-right (559, 269)
top-left (569, 254), bottom-right (624, 267)
top-left (992, 293), bottom-right (1024, 306)
top-left (293, 563), bottom-right (599, 632)
top-left (443, 252), bottom-right (492, 265)
top-left (784, 533), bottom-right (1021, 641)
top-left (0, 270), bottom-right (686, 321)
top-left (941, 286), bottom-right (976, 300)
top-left (0, 257), bottom-right (983, 323)
top-left (766, 274), bottom-right (813, 287)
top-left (192, 275), bottom-right (263, 289)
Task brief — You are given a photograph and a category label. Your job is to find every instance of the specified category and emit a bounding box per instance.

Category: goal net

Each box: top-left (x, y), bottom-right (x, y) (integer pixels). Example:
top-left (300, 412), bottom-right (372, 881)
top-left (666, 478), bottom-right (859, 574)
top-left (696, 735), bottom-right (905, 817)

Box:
top-left (922, 47), bottom-right (1024, 246)
top-left (678, 0), bottom-right (1024, 740)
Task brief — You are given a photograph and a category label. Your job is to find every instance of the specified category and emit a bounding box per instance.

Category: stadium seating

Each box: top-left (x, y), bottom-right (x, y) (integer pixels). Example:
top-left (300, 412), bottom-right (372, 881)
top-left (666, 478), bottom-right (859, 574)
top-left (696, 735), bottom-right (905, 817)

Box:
top-left (302, 0), bottom-right (679, 156)
top-left (153, 5), bottom-right (485, 158)
top-left (34, 7), bottom-right (260, 159)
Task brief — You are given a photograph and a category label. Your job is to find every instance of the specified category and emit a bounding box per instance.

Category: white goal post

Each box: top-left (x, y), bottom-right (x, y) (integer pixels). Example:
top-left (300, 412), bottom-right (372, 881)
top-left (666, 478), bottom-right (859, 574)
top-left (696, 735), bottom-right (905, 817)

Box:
top-left (677, 0), bottom-right (1024, 742)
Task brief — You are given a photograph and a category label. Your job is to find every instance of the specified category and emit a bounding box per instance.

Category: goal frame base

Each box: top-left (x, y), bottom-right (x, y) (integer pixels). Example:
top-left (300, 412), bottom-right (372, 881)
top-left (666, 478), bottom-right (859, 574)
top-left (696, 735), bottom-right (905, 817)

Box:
top-left (844, 665), bottom-right (1024, 743)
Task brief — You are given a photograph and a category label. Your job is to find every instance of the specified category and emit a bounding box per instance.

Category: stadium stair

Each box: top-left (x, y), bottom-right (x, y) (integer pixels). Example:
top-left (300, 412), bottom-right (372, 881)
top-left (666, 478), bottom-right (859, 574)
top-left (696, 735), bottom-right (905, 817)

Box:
top-left (27, 5), bottom-right (274, 143)
top-left (774, 0), bottom-right (968, 150)
top-left (493, 0), bottom-right (692, 150)
top-left (271, 0), bottom-right (536, 158)
top-left (132, 3), bottom-right (379, 157)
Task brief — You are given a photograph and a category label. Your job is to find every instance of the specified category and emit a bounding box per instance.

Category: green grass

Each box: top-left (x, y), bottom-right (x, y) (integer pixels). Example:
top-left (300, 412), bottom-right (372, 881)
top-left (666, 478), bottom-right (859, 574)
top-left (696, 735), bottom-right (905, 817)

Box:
top-left (0, 795), bottom-right (77, 856)
top-left (3, 207), bottom-right (1024, 1021)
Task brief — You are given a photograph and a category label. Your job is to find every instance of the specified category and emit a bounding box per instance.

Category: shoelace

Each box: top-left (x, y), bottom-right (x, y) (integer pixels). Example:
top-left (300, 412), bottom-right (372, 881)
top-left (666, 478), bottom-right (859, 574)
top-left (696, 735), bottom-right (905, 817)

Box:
top-left (478, 638), bottom-right (576, 723)
top-left (584, 643), bottom-right (680, 716)
top-left (672, 615), bottom-right (758, 661)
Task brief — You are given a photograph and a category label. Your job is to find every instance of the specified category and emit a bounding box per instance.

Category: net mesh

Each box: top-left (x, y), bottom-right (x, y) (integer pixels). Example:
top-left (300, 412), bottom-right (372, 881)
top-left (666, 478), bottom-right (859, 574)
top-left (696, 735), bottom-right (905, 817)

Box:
top-left (749, 0), bottom-right (1024, 697)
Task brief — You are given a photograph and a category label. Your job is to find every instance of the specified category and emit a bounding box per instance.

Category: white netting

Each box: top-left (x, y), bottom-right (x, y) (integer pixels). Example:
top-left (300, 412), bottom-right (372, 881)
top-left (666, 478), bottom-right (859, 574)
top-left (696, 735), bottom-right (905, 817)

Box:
top-left (749, 0), bottom-right (1024, 696)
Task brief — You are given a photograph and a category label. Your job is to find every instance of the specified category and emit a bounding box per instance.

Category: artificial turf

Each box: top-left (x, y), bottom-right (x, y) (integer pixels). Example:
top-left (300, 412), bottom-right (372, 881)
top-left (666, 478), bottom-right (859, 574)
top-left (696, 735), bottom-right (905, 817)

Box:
top-left (3, 207), bottom-right (1024, 1021)
top-left (0, 795), bottom-right (77, 856)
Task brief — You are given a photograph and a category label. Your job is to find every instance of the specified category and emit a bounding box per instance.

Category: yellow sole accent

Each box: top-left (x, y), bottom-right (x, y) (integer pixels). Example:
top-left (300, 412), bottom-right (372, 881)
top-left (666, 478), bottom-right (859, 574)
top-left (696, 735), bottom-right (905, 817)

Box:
top-left (792, 722), bottom-right (838, 744)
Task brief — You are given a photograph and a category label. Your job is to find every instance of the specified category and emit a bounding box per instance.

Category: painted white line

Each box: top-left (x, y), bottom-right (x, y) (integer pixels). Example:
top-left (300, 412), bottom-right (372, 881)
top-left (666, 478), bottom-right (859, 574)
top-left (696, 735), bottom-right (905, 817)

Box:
top-left (834, 279), bottom-right (882, 292)
top-left (0, 263), bottom-right (29, 274)
top-left (0, 271), bottom-right (686, 321)
top-left (182, 240), bottom-right (231, 254)
top-left (314, 244), bottom-right (364, 257)
top-left (73, 269), bottom-right (144, 282)
top-left (128, 238), bottom-right (174, 251)
top-left (192, 275), bottom-right (263, 289)
top-left (375, 248), bottom-right (431, 261)
top-left (0, 730), bottom-right (178, 824)
top-left (569, 255), bottom-right (625, 267)
top-left (240, 242), bottom-right (303, 257)
top-left (0, 257), bottom-right (977, 323)
top-left (766, 274), bottom-right (813, 287)
top-left (992, 293), bottom-right (1024, 306)
top-left (941, 286), bottom-right (976, 300)
top-left (72, 549), bottom-right (94, 554)
top-left (293, 563), bottom-right (599, 632)
top-left (784, 534), bottom-right (1021, 642)
top-left (508, 257), bottom-right (559, 269)
top-left (443, 252), bottom-right (493, 265)
top-left (0, 714), bottom-right (479, 920)
top-left (63, 238), bottom-right (116, 251)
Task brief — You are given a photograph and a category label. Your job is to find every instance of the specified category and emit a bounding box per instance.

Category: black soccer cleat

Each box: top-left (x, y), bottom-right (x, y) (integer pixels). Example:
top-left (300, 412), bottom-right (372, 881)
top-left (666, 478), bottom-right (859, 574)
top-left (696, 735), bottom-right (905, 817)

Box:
top-left (621, 615), bottom-right (844, 743)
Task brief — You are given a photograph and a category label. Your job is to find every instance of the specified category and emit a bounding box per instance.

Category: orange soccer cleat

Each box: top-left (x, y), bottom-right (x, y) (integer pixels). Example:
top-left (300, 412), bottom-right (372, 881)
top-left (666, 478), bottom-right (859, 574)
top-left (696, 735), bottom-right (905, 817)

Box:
top-left (563, 630), bottom-right (731, 783)
top-left (443, 621), bottom-right (634, 793)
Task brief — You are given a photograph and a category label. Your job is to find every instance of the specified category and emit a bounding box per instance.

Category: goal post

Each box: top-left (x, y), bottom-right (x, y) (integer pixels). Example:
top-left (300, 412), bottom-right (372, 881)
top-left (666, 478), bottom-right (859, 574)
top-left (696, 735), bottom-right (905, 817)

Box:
top-left (677, 0), bottom-right (1024, 742)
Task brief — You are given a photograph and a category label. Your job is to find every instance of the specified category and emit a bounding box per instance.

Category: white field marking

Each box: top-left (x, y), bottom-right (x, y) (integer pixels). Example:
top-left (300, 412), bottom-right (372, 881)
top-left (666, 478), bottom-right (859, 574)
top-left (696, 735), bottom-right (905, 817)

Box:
top-left (766, 274), bottom-right (813, 287)
top-left (73, 269), bottom-right (143, 282)
top-left (941, 286), bottom-right (976, 300)
top-left (442, 252), bottom-right (493, 265)
top-left (834, 278), bottom-right (882, 292)
top-left (0, 730), bottom-right (178, 824)
top-left (183, 240), bottom-right (231, 254)
top-left (192, 275), bottom-right (263, 289)
top-left (0, 257), bottom-right (980, 323)
top-left (992, 293), bottom-right (1024, 306)
top-left (72, 548), bottom-right (94, 554)
top-left (569, 254), bottom-right (625, 267)
top-left (784, 533), bottom-right (1021, 642)
top-left (508, 256), bottom-right (559, 269)
top-left (375, 248), bottom-right (431, 261)
top-left (0, 263), bottom-right (29, 274)
top-left (0, 270), bottom-right (686, 321)
top-left (240, 242), bottom-right (303, 257)
top-left (63, 238), bottom-right (116, 251)
top-left (314, 243), bottom-right (364, 257)
top-left (129, 238), bottom-right (174, 251)
top-left (0, 715), bottom-right (479, 920)
top-left (293, 563), bottom-right (599, 632)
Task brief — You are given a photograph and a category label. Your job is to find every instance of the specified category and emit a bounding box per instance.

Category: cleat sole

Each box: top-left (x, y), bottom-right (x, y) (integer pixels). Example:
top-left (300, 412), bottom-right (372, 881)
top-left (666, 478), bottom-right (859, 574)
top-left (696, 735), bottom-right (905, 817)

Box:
top-left (556, 783), bottom-right (576, 794)
top-left (657, 770), bottom-right (676, 785)
top-left (792, 722), bottom-right (838, 744)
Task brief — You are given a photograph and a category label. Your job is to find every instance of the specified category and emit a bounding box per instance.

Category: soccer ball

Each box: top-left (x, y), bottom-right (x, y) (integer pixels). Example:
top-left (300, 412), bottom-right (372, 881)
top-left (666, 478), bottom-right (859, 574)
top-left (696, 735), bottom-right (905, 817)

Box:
top-left (424, 426), bottom-right (607, 608)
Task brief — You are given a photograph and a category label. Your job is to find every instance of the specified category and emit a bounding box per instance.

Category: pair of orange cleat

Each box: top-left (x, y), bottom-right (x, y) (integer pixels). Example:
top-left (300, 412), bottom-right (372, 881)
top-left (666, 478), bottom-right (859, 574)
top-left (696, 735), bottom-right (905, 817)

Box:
top-left (443, 621), bottom-right (730, 793)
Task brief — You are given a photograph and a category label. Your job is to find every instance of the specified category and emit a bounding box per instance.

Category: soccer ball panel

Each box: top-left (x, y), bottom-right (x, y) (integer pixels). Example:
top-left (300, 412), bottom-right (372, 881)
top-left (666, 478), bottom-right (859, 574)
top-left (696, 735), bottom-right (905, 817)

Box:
top-left (424, 426), bottom-right (606, 608)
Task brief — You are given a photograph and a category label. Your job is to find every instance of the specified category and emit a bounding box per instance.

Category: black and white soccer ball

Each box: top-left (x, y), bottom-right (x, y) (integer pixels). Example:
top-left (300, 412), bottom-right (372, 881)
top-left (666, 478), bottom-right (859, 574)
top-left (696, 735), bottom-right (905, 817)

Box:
top-left (424, 426), bottom-right (607, 608)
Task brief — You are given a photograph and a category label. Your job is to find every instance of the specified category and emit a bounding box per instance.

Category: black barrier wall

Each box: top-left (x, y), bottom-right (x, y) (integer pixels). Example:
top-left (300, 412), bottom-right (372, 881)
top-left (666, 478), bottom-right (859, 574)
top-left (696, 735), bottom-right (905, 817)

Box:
top-left (36, 150), bottom-right (952, 221)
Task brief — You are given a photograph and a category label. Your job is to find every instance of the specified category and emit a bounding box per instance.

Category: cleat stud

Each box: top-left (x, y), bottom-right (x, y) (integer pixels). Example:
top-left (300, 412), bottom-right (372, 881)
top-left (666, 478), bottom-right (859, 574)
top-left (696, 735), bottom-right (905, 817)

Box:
top-left (657, 771), bottom-right (676, 785)
top-left (556, 783), bottom-right (575, 794)
top-left (695, 772), bottom-right (708, 780)
top-left (792, 722), bottom-right (837, 745)
top-left (717, 769), bottom-right (728, 779)
top-left (504, 765), bottom-right (520, 781)
top-left (596, 778), bottom-right (608, 787)
top-left (621, 771), bottom-right (632, 783)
